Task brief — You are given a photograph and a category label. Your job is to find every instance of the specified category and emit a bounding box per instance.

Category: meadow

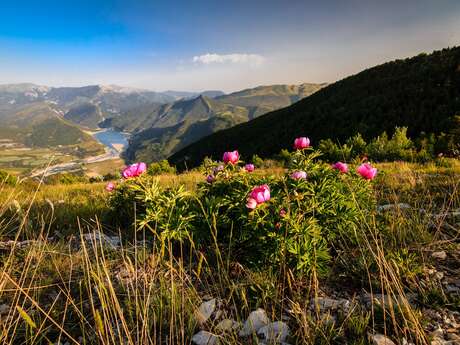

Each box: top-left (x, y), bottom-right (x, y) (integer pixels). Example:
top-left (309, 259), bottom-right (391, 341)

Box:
top-left (0, 151), bottom-right (459, 345)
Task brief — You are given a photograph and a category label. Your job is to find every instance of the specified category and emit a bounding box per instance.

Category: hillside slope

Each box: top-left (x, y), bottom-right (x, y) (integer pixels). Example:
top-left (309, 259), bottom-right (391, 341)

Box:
top-left (216, 83), bottom-right (326, 118)
top-left (0, 102), bottom-right (104, 157)
top-left (125, 83), bottom-right (325, 161)
top-left (170, 47), bottom-right (460, 168)
top-left (124, 96), bottom-right (249, 161)
top-left (0, 83), bottom-right (177, 130)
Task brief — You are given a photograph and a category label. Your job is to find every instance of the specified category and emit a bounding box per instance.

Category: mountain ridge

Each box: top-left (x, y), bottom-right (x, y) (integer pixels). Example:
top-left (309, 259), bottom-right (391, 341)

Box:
top-left (170, 47), bottom-right (460, 168)
top-left (122, 83), bottom-right (326, 161)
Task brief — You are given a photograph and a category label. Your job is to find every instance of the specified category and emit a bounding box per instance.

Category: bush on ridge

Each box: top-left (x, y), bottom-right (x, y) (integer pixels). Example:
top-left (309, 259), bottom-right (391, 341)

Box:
top-left (109, 138), bottom-right (377, 277)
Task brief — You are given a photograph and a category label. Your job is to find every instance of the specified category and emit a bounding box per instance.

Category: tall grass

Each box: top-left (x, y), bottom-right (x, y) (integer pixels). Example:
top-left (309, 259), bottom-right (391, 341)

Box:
top-left (0, 162), bottom-right (458, 344)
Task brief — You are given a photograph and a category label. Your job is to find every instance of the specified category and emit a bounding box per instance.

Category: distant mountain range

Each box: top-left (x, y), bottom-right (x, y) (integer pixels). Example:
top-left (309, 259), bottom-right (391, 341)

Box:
top-left (0, 82), bottom-right (325, 161)
top-left (0, 101), bottom-right (104, 158)
top-left (170, 47), bottom-right (460, 168)
top-left (0, 83), bottom-right (224, 130)
top-left (122, 83), bottom-right (326, 161)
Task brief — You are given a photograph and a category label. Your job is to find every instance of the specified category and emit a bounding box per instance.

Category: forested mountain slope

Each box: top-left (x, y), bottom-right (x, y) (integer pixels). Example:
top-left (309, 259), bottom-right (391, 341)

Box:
top-left (170, 47), bottom-right (460, 168)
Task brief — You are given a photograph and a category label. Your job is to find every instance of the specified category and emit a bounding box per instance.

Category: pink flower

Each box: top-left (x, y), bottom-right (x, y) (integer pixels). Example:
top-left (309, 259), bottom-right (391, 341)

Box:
top-left (247, 184), bottom-right (270, 209)
top-left (293, 137), bottom-right (310, 150)
top-left (279, 209), bottom-right (287, 217)
top-left (105, 182), bottom-right (115, 192)
top-left (332, 162), bottom-right (349, 173)
top-left (223, 151), bottom-right (239, 164)
top-left (122, 162), bottom-right (147, 179)
top-left (357, 163), bottom-right (377, 180)
top-left (213, 164), bottom-right (224, 174)
top-left (246, 198), bottom-right (257, 209)
top-left (290, 171), bottom-right (307, 180)
top-left (244, 164), bottom-right (255, 172)
top-left (206, 174), bottom-right (215, 183)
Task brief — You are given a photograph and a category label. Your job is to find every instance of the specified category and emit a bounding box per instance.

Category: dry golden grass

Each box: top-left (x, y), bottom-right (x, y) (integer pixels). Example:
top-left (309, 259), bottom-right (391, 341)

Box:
top-left (0, 160), bottom-right (458, 344)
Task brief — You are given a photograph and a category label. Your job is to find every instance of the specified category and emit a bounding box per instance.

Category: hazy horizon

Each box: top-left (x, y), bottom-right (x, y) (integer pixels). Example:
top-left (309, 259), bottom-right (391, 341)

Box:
top-left (1, 0), bottom-right (459, 93)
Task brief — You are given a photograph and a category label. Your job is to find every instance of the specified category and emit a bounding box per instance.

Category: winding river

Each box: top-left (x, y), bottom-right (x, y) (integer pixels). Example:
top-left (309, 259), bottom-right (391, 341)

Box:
top-left (30, 129), bottom-right (130, 177)
top-left (92, 129), bottom-right (129, 156)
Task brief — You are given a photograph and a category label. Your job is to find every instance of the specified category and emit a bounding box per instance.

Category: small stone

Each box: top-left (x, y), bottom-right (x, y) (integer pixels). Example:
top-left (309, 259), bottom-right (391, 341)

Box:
top-left (281, 314), bottom-right (291, 322)
top-left (377, 203), bottom-right (411, 212)
top-left (257, 321), bottom-right (290, 342)
top-left (239, 308), bottom-right (269, 337)
top-left (0, 304), bottom-right (9, 315)
top-left (371, 334), bottom-right (397, 345)
top-left (446, 285), bottom-right (460, 293)
top-left (195, 298), bottom-right (216, 325)
top-left (192, 331), bottom-right (219, 345)
top-left (432, 251), bottom-right (447, 260)
top-left (431, 326), bottom-right (444, 338)
top-left (215, 319), bottom-right (240, 332)
top-left (434, 272), bottom-right (445, 280)
top-left (430, 337), bottom-right (447, 345)
top-left (447, 332), bottom-right (460, 341)
top-left (401, 338), bottom-right (415, 345)
top-left (311, 297), bottom-right (349, 312)
top-left (82, 232), bottom-right (121, 248)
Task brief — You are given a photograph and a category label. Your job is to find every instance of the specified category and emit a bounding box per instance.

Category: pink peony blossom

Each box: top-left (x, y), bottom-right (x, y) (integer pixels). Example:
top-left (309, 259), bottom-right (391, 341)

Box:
top-left (357, 163), bottom-right (378, 180)
top-left (244, 163), bottom-right (255, 172)
top-left (122, 162), bottom-right (147, 179)
top-left (105, 182), bottom-right (115, 192)
top-left (290, 171), bottom-right (307, 180)
top-left (332, 162), bottom-right (349, 173)
top-left (206, 174), bottom-right (215, 183)
top-left (213, 164), bottom-right (224, 174)
top-left (246, 184), bottom-right (270, 209)
top-left (293, 137), bottom-right (310, 150)
top-left (246, 198), bottom-right (257, 209)
top-left (223, 150), bottom-right (239, 164)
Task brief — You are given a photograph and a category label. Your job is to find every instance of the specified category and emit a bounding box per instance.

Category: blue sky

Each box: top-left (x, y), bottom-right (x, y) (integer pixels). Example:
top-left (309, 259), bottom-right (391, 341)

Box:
top-left (0, 0), bottom-right (459, 92)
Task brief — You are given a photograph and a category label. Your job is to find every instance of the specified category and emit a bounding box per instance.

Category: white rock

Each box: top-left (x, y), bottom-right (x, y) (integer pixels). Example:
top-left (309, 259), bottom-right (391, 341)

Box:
top-left (430, 337), bottom-right (447, 345)
top-left (215, 319), bottom-right (241, 332)
top-left (377, 203), bottom-right (411, 212)
top-left (431, 326), bottom-right (444, 338)
top-left (432, 251), bottom-right (447, 260)
top-left (311, 297), bottom-right (349, 312)
top-left (239, 308), bottom-right (269, 337)
top-left (257, 321), bottom-right (290, 342)
top-left (371, 334), bottom-right (396, 345)
top-left (191, 331), bottom-right (219, 345)
top-left (195, 298), bottom-right (216, 325)
top-left (0, 304), bottom-right (9, 315)
top-left (82, 232), bottom-right (120, 248)
top-left (434, 272), bottom-right (445, 280)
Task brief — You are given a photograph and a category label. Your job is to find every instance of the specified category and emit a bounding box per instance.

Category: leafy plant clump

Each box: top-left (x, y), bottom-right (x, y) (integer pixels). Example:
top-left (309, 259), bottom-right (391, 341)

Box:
top-left (109, 141), bottom-right (376, 277)
top-left (147, 159), bottom-right (177, 175)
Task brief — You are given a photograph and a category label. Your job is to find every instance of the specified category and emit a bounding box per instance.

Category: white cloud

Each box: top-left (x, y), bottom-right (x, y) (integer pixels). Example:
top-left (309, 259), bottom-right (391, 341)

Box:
top-left (192, 53), bottom-right (265, 65)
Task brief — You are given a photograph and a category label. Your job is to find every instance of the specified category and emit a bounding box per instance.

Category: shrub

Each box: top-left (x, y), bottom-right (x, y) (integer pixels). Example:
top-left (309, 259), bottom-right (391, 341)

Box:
top-left (147, 160), bottom-right (176, 175)
top-left (368, 127), bottom-right (415, 161)
top-left (103, 172), bottom-right (120, 181)
top-left (0, 170), bottom-right (18, 185)
top-left (346, 133), bottom-right (367, 158)
top-left (251, 154), bottom-right (283, 169)
top-left (89, 175), bottom-right (103, 183)
top-left (318, 138), bottom-right (345, 162)
top-left (45, 173), bottom-right (88, 185)
top-left (109, 146), bottom-right (376, 277)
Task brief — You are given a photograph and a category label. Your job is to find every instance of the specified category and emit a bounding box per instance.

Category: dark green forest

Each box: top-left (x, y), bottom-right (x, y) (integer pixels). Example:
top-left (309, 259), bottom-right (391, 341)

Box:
top-left (170, 47), bottom-right (460, 168)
